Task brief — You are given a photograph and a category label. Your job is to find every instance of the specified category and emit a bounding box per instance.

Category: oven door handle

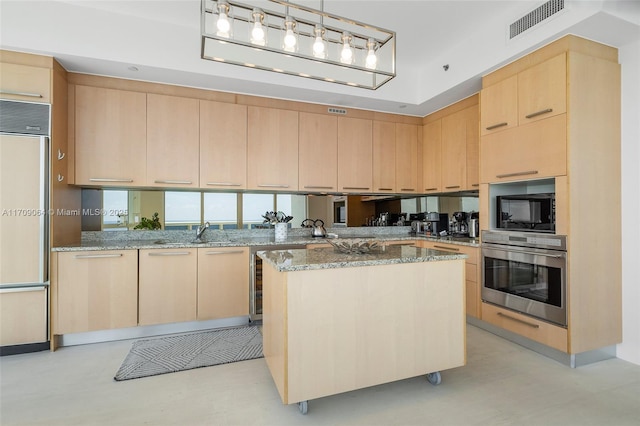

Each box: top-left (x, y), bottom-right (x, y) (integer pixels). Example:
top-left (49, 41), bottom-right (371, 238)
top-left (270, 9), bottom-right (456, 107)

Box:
top-left (513, 250), bottom-right (564, 259)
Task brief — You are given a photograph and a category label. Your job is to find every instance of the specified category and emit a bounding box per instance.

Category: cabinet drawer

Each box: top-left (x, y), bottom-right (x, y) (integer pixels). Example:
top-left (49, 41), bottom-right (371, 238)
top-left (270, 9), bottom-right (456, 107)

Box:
top-left (482, 302), bottom-right (567, 352)
top-left (428, 242), bottom-right (478, 264)
top-left (0, 63), bottom-right (51, 103)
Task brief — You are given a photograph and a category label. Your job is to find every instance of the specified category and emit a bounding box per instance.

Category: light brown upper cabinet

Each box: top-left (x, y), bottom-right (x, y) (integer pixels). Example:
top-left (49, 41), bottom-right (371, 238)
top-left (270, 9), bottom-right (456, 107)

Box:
top-left (0, 62), bottom-right (51, 103)
top-left (247, 106), bottom-right (299, 191)
top-left (480, 75), bottom-right (517, 136)
top-left (422, 120), bottom-right (442, 193)
top-left (200, 100), bottom-right (247, 190)
top-left (441, 106), bottom-right (478, 192)
top-left (146, 94), bottom-right (199, 188)
top-left (372, 120), bottom-right (396, 193)
top-left (337, 117), bottom-right (373, 193)
top-left (395, 123), bottom-right (419, 194)
top-left (518, 53), bottom-right (566, 125)
top-left (299, 112), bottom-right (337, 192)
top-left (74, 85), bottom-right (147, 186)
top-left (465, 106), bottom-right (480, 189)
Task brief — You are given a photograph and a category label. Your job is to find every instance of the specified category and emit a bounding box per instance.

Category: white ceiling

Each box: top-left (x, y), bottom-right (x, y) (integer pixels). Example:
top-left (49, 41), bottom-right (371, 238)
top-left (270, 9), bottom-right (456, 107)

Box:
top-left (1, 0), bottom-right (639, 116)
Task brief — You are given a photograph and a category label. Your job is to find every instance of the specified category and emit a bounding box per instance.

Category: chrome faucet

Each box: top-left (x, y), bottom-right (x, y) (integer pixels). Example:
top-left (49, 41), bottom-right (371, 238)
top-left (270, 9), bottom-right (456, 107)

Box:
top-left (195, 222), bottom-right (210, 240)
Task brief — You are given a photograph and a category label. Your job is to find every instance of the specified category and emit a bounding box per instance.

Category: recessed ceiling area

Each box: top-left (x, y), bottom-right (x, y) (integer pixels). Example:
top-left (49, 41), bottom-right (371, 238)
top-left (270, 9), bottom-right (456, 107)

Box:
top-left (1, 0), bottom-right (638, 116)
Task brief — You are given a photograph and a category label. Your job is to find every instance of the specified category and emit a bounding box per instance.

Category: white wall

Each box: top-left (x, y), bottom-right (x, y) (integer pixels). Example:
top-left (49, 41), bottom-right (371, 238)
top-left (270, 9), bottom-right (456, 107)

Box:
top-left (618, 38), bottom-right (640, 365)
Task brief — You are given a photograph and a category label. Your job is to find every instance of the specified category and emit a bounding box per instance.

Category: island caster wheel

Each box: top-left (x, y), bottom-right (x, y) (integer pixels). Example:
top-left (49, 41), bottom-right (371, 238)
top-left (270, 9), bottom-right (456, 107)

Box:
top-left (298, 400), bottom-right (308, 415)
top-left (427, 371), bottom-right (442, 385)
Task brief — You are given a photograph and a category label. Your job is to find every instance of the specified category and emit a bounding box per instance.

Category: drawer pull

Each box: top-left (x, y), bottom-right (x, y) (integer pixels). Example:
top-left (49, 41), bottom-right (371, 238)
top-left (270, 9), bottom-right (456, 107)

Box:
top-left (445, 185), bottom-right (460, 189)
top-left (425, 187), bottom-right (438, 191)
top-left (525, 108), bottom-right (553, 119)
top-left (378, 188), bottom-right (393, 191)
top-left (497, 312), bottom-right (540, 328)
top-left (74, 254), bottom-right (123, 259)
top-left (303, 185), bottom-right (334, 190)
top-left (89, 178), bottom-right (134, 183)
top-left (0, 89), bottom-right (43, 98)
top-left (154, 179), bottom-right (192, 185)
top-left (206, 182), bottom-right (242, 186)
top-left (495, 170), bottom-right (538, 179)
top-left (400, 188), bottom-right (415, 192)
top-left (57, 149), bottom-right (65, 160)
top-left (486, 122), bottom-right (508, 130)
top-left (148, 252), bottom-right (190, 256)
top-left (472, 184), bottom-right (479, 187)
top-left (258, 184), bottom-right (290, 188)
top-left (205, 250), bottom-right (244, 255)
top-left (342, 187), bottom-right (370, 190)
top-left (57, 174), bottom-right (64, 182)
top-left (433, 245), bottom-right (460, 252)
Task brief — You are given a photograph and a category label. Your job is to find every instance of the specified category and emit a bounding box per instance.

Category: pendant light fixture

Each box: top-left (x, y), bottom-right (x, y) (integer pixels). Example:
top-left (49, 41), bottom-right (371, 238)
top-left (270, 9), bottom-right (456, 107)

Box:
top-left (201, 0), bottom-right (396, 89)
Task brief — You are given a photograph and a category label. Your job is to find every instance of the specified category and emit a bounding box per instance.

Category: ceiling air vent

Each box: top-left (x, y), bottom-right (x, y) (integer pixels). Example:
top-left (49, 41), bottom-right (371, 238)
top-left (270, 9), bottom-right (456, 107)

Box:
top-left (328, 107), bottom-right (347, 115)
top-left (509, 0), bottom-right (565, 39)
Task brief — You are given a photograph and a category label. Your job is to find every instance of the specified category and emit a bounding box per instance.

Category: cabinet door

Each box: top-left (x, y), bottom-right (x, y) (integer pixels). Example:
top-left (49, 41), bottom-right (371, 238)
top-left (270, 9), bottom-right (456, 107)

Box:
top-left (247, 106), bottom-right (298, 191)
top-left (55, 250), bottom-right (138, 334)
top-left (299, 112), bottom-right (337, 192)
top-left (465, 106), bottom-right (480, 190)
top-left (139, 248), bottom-right (197, 326)
top-left (480, 75), bottom-right (517, 136)
top-left (75, 85), bottom-right (147, 186)
top-left (441, 110), bottom-right (467, 192)
top-left (0, 62), bottom-right (51, 103)
top-left (480, 114), bottom-right (567, 183)
top-left (337, 117), bottom-right (373, 193)
top-left (197, 247), bottom-right (249, 320)
top-left (200, 101), bottom-right (247, 189)
top-left (146, 94), bottom-right (199, 188)
top-left (518, 53), bottom-right (567, 125)
top-left (0, 288), bottom-right (47, 345)
top-left (395, 123), bottom-right (419, 194)
top-left (372, 121), bottom-right (395, 193)
top-left (422, 120), bottom-right (441, 193)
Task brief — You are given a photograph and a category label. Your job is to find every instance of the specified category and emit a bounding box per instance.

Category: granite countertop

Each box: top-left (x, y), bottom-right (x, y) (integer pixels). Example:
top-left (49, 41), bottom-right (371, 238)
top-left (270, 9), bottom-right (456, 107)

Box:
top-left (257, 244), bottom-right (468, 272)
top-left (51, 229), bottom-right (480, 252)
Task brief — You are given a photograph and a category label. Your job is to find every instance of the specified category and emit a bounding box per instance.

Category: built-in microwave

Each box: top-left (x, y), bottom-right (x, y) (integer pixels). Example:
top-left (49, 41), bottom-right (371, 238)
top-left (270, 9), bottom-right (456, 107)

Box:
top-left (496, 193), bottom-right (555, 233)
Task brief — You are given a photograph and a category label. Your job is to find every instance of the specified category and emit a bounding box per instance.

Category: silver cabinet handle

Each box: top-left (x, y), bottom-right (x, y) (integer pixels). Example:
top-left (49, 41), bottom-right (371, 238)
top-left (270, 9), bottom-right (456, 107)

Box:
top-left (400, 188), bottom-right (415, 192)
top-left (486, 122), bottom-right (508, 130)
top-left (57, 149), bottom-right (65, 160)
top-left (206, 182), bottom-right (242, 186)
top-left (378, 187), bottom-right (393, 191)
top-left (525, 108), bottom-right (553, 119)
top-left (148, 252), bottom-right (190, 256)
top-left (342, 186), bottom-right (370, 190)
top-left (0, 286), bottom-right (47, 293)
top-left (205, 250), bottom-right (245, 255)
top-left (74, 254), bottom-right (123, 259)
top-left (496, 170), bottom-right (538, 179)
top-left (433, 245), bottom-right (460, 252)
top-left (257, 184), bottom-right (290, 188)
top-left (472, 184), bottom-right (479, 187)
top-left (497, 312), bottom-right (540, 328)
top-left (303, 185), bottom-right (334, 190)
top-left (89, 178), bottom-right (134, 183)
top-left (57, 174), bottom-right (64, 182)
top-left (425, 187), bottom-right (438, 191)
top-left (154, 180), bottom-right (192, 184)
top-left (445, 185), bottom-right (460, 189)
top-left (0, 89), bottom-right (43, 98)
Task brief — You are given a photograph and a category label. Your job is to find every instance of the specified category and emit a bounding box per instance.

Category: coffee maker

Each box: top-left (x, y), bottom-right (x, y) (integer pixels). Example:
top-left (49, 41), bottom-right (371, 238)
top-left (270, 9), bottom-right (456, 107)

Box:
top-left (451, 211), bottom-right (468, 237)
top-left (424, 212), bottom-right (449, 236)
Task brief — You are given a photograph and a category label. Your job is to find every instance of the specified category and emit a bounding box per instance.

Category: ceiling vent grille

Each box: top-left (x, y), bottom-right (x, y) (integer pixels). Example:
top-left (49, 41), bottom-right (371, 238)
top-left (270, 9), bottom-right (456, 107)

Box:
top-left (509, 0), bottom-right (565, 39)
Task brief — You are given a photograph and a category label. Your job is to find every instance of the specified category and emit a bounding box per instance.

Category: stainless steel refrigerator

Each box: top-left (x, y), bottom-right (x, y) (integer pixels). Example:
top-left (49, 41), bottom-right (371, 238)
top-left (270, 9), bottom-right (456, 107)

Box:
top-left (0, 99), bottom-right (50, 355)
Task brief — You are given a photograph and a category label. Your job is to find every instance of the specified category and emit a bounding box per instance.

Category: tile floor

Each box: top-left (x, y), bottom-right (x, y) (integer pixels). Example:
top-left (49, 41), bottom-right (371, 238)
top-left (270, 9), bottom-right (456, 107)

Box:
top-left (1, 325), bottom-right (639, 426)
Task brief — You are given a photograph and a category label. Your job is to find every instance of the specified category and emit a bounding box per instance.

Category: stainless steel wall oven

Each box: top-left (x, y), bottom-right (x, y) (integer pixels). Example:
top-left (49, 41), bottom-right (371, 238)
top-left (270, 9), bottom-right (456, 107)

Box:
top-left (482, 230), bottom-right (567, 327)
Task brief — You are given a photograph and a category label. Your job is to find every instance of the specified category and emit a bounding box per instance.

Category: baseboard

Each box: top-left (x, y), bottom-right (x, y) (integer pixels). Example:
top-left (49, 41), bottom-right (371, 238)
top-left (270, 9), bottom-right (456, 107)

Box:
top-left (0, 341), bottom-right (50, 356)
top-left (56, 316), bottom-right (250, 347)
top-left (467, 316), bottom-right (616, 368)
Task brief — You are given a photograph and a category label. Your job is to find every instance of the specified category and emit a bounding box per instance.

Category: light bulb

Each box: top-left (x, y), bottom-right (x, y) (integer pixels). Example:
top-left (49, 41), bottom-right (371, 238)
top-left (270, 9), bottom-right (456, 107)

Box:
top-left (282, 17), bottom-right (297, 52)
top-left (216, 12), bottom-right (230, 36)
top-left (340, 32), bottom-right (353, 64)
top-left (284, 30), bottom-right (297, 49)
top-left (312, 25), bottom-right (326, 59)
top-left (251, 22), bottom-right (265, 44)
top-left (365, 39), bottom-right (377, 70)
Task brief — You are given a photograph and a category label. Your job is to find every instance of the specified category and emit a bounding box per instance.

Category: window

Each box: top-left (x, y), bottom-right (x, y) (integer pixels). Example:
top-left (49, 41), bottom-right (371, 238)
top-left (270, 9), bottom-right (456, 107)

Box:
top-left (204, 193), bottom-right (238, 229)
top-left (102, 190), bottom-right (128, 229)
top-left (165, 192), bottom-right (201, 229)
top-left (242, 193), bottom-right (274, 228)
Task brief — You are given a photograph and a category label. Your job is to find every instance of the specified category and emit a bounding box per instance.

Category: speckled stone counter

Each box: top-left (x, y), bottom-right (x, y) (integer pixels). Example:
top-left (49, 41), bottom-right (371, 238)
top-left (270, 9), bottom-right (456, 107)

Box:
top-left (257, 244), bottom-right (467, 272)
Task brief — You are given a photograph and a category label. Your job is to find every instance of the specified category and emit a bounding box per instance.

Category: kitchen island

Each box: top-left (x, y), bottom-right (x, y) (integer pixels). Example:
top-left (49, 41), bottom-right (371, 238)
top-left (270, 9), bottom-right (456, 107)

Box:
top-left (258, 244), bottom-right (467, 414)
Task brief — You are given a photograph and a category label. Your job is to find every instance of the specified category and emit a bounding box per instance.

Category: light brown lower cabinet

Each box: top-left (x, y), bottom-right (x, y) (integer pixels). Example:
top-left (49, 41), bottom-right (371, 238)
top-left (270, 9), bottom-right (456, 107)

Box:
top-left (138, 248), bottom-right (197, 326)
top-left (53, 250), bottom-right (138, 334)
top-left (0, 287), bottom-right (47, 345)
top-left (197, 247), bottom-right (249, 320)
top-left (415, 240), bottom-right (480, 318)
